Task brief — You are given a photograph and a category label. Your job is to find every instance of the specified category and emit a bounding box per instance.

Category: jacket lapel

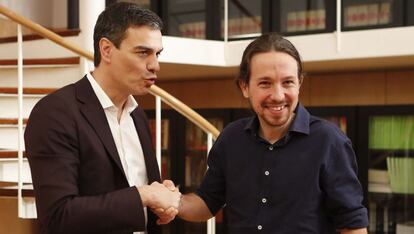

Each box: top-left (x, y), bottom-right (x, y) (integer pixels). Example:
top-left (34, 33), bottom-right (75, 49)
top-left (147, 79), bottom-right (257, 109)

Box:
top-left (131, 107), bottom-right (161, 183)
top-left (75, 76), bottom-right (127, 179)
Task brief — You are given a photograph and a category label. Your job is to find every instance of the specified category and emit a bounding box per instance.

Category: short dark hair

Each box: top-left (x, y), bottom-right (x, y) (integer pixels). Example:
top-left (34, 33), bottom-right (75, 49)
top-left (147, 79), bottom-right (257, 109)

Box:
top-left (237, 33), bottom-right (303, 86)
top-left (93, 2), bottom-right (163, 66)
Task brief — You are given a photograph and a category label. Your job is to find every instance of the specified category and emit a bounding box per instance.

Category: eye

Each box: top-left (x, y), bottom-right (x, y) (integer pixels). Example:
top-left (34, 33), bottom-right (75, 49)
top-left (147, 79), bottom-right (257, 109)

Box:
top-left (258, 81), bottom-right (271, 88)
top-left (156, 51), bottom-right (162, 58)
top-left (136, 50), bottom-right (149, 57)
top-left (284, 79), bottom-right (296, 86)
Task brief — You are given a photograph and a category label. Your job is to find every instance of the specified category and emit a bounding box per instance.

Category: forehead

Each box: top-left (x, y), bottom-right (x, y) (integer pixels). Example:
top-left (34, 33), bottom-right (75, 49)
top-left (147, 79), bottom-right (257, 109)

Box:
top-left (250, 51), bottom-right (298, 77)
top-left (121, 26), bottom-right (163, 50)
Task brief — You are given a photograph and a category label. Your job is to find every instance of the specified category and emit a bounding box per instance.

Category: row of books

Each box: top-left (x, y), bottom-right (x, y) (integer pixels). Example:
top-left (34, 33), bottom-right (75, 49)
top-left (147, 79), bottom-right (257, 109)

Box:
top-left (369, 116), bottom-right (414, 150)
top-left (178, 16), bottom-right (262, 39)
top-left (368, 169), bottom-right (392, 193)
top-left (369, 202), bottom-right (395, 234)
top-left (323, 116), bottom-right (347, 134)
top-left (369, 202), bottom-right (414, 234)
top-left (286, 9), bottom-right (326, 32)
top-left (344, 2), bottom-right (392, 28)
top-left (222, 16), bottom-right (261, 37)
top-left (148, 119), bottom-right (169, 150)
top-left (185, 118), bottom-right (223, 149)
top-left (387, 157), bottom-right (414, 194)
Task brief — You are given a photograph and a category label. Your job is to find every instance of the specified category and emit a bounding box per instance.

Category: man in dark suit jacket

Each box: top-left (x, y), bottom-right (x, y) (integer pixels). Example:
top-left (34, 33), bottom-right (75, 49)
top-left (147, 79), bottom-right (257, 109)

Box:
top-left (24, 3), bottom-right (180, 234)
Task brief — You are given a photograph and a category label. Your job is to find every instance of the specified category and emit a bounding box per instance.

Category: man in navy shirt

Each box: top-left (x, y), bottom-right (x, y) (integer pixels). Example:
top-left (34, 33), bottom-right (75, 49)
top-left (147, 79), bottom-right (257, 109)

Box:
top-left (161, 33), bottom-right (368, 233)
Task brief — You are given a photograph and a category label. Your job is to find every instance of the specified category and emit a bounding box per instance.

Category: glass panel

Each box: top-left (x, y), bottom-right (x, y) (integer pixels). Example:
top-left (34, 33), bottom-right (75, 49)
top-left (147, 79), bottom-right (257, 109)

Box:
top-left (342, 0), bottom-right (397, 29)
top-left (368, 115), bottom-right (414, 234)
top-left (221, 0), bottom-right (262, 39)
top-left (184, 117), bottom-right (224, 234)
top-left (322, 116), bottom-right (347, 134)
top-left (185, 118), bottom-right (223, 190)
top-left (114, 0), bottom-right (151, 8)
top-left (279, 0), bottom-right (326, 33)
top-left (167, 0), bottom-right (206, 39)
top-left (148, 119), bottom-right (171, 179)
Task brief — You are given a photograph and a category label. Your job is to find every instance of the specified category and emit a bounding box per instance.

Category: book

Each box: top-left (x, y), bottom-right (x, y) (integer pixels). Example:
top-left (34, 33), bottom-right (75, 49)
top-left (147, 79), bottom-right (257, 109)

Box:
top-left (286, 11), bottom-right (297, 32)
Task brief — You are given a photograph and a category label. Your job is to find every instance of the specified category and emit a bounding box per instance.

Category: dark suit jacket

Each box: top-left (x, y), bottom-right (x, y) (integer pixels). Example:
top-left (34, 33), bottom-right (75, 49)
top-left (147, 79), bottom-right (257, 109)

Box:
top-left (25, 76), bottom-right (162, 234)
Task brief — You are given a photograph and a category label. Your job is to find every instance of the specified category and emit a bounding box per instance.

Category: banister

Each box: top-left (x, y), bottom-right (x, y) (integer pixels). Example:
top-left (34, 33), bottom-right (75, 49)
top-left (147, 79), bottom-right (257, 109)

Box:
top-left (0, 4), bottom-right (220, 139)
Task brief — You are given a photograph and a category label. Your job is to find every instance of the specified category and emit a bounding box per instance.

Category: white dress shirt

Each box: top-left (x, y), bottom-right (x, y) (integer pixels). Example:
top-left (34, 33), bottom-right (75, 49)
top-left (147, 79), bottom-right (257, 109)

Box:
top-left (87, 73), bottom-right (148, 234)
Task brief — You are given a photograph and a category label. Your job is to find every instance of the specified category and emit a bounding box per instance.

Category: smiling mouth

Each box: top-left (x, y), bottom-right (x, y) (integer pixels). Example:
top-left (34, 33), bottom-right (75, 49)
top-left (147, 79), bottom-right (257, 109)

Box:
top-left (267, 105), bottom-right (286, 111)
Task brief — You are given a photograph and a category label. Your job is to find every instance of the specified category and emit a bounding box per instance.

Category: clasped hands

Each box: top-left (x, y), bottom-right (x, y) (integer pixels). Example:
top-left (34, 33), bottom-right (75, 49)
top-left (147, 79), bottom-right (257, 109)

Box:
top-left (142, 180), bottom-right (181, 225)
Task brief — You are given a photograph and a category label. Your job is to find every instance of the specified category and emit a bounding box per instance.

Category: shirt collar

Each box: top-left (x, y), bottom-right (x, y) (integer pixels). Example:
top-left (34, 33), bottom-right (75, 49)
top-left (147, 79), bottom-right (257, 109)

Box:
top-left (244, 103), bottom-right (310, 136)
top-left (86, 72), bottom-right (138, 112)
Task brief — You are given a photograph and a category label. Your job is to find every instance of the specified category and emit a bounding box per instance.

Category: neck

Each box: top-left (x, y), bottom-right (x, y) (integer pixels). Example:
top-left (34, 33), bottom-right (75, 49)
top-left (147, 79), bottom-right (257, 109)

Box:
top-left (259, 114), bottom-right (295, 144)
top-left (91, 69), bottom-right (128, 110)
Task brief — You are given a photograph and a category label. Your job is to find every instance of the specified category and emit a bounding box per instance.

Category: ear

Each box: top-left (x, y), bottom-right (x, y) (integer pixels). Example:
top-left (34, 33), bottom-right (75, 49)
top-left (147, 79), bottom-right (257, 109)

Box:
top-left (238, 79), bottom-right (250, 98)
top-left (99, 38), bottom-right (114, 64)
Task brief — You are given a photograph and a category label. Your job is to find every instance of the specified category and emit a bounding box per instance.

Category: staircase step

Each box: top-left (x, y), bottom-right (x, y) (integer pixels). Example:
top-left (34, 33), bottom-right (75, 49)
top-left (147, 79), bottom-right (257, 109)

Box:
top-left (0, 150), bottom-right (26, 158)
top-left (0, 57), bottom-right (79, 66)
top-left (0, 118), bottom-right (28, 125)
top-left (0, 92), bottom-right (45, 119)
top-left (0, 123), bottom-right (25, 150)
top-left (0, 28), bottom-right (80, 44)
top-left (0, 156), bottom-right (31, 183)
top-left (0, 59), bottom-right (81, 88)
top-left (0, 184), bottom-right (34, 197)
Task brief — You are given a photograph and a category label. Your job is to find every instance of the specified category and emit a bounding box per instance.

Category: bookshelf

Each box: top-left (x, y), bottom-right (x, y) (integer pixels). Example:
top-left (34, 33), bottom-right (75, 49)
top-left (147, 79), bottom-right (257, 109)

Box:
top-left (164, 0), bottom-right (207, 39)
top-left (358, 106), bottom-right (414, 234)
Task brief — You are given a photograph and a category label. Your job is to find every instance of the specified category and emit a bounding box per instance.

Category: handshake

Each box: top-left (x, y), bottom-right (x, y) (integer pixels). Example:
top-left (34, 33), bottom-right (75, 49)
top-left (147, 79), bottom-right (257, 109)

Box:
top-left (138, 180), bottom-right (182, 225)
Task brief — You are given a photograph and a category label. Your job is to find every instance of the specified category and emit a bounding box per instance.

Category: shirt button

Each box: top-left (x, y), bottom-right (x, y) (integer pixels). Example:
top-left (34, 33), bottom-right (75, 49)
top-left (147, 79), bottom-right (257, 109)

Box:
top-left (268, 146), bottom-right (274, 150)
top-left (257, 225), bottom-right (263, 230)
top-left (262, 198), bottom-right (267, 203)
top-left (264, 171), bottom-right (270, 176)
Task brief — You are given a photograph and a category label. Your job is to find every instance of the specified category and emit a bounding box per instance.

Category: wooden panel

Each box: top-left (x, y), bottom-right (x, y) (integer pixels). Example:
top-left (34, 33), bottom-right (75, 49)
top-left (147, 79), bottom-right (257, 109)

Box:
top-left (299, 76), bottom-right (310, 106)
top-left (0, 197), bottom-right (39, 234)
top-left (141, 78), bottom-right (249, 109)
top-left (308, 72), bottom-right (386, 106)
top-left (386, 70), bottom-right (414, 104)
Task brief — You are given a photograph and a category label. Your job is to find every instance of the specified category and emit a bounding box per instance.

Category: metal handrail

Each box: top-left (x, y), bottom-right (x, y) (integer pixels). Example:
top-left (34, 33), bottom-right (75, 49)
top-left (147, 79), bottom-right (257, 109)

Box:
top-left (0, 4), bottom-right (220, 139)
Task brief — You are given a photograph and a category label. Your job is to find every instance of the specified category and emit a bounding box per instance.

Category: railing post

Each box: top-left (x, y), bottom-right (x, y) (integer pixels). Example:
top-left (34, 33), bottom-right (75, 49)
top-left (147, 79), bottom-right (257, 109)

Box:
top-left (17, 23), bottom-right (36, 219)
top-left (155, 96), bottom-right (162, 172)
top-left (17, 23), bottom-right (24, 218)
top-left (224, 0), bottom-right (228, 43)
top-left (336, 0), bottom-right (342, 52)
top-left (206, 132), bottom-right (216, 234)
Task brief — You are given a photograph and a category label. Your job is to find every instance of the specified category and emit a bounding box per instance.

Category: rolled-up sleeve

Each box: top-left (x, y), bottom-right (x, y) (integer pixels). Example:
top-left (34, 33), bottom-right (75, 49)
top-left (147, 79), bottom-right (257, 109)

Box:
top-left (322, 139), bottom-right (368, 229)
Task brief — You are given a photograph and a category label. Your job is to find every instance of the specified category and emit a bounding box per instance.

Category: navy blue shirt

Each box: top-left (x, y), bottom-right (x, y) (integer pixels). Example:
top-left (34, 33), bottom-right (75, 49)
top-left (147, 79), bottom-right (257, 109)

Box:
top-left (196, 104), bottom-right (368, 233)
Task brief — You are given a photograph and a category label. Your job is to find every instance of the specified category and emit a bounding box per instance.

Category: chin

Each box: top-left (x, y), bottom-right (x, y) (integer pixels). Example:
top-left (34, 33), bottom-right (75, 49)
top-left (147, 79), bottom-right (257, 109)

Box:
top-left (133, 88), bottom-right (150, 96)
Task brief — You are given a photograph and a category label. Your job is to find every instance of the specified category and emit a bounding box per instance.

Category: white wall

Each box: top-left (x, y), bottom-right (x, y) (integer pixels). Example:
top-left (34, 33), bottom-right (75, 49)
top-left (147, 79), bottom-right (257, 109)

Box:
top-left (1, 0), bottom-right (67, 28)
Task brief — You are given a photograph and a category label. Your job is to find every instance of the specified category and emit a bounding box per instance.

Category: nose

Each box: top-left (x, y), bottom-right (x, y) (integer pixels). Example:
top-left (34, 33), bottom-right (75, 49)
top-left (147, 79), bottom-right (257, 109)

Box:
top-left (270, 84), bottom-right (284, 102)
top-left (147, 55), bottom-right (160, 73)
